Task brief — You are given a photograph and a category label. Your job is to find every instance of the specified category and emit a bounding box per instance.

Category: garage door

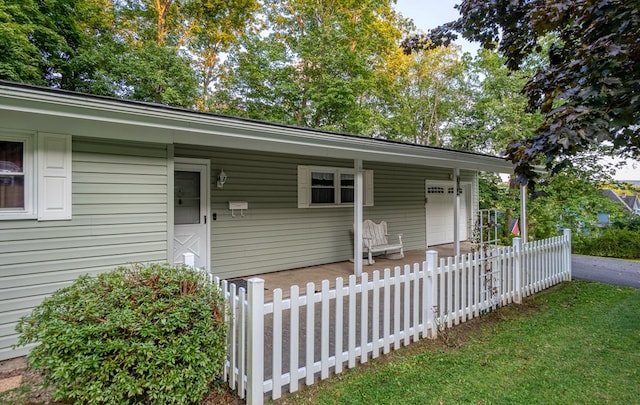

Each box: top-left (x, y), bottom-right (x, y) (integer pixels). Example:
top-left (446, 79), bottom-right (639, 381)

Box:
top-left (425, 181), bottom-right (469, 246)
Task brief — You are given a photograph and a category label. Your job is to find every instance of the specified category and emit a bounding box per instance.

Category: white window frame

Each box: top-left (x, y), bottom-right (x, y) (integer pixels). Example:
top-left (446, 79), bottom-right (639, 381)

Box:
top-left (0, 132), bottom-right (35, 219)
top-left (0, 131), bottom-right (72, 221)
top-left (298, 165), bottom-right (373, 208)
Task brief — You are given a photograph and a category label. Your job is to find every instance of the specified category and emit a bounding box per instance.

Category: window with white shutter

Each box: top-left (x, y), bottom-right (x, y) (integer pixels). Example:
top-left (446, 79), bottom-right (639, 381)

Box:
top-left (0, 132), bottom-right (72, 220)
top-left (298, 165), bottom-right (373, 208)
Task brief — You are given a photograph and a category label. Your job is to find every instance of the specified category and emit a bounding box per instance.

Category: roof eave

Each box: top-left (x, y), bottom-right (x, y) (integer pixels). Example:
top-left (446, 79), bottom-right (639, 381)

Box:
top-left (0, 82), bottom-right (513, 173)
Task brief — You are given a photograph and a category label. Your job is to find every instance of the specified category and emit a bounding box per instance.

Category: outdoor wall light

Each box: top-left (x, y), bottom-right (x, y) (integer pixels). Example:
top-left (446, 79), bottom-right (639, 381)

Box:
top-left (217, 169), bottom-right (227, 188)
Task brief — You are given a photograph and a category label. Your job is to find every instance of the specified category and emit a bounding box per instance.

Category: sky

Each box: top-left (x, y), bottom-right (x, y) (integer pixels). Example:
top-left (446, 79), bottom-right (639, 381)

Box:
top-left (393, 0), bottom-right (639, 181)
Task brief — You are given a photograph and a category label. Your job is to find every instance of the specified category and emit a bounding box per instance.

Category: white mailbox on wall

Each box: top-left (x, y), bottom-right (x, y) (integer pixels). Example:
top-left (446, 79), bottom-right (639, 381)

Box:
top-left (228, 201), bottom-right (248, 217)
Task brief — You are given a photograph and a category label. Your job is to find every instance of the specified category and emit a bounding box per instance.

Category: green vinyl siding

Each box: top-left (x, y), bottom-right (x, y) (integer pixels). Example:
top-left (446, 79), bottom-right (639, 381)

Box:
top-left (0, 138), bottom-right (169, 361)
top-left (175, 145), bottom-right (478, 280)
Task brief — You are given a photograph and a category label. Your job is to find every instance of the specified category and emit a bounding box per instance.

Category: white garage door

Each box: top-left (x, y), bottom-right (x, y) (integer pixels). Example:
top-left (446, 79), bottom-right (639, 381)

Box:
top-left (425, 181), bottom-right (469, 246)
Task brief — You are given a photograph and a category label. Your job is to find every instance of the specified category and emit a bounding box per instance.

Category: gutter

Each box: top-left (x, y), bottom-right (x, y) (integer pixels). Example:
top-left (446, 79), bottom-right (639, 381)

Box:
top-left (0, 81), bottom-right (513, 173)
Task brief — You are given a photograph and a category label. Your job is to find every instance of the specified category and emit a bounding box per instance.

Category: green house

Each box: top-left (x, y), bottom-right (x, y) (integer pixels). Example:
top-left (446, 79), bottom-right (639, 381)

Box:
top-left (0, 81), bottom-right (512, 360)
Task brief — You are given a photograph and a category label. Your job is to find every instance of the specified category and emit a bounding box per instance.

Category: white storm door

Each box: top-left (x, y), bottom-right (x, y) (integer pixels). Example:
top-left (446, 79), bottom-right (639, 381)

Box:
top-left (173, 160), bottom-right (210, 271)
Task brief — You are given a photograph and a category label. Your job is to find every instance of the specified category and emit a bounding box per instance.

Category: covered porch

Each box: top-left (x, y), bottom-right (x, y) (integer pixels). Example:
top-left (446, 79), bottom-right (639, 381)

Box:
top-left (240, 242), bottom-right (474, 301)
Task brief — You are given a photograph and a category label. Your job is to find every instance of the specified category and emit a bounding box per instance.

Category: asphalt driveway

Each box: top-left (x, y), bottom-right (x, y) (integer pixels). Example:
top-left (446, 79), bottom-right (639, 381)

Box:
top-left (572, 255), bottom-right (640, 288)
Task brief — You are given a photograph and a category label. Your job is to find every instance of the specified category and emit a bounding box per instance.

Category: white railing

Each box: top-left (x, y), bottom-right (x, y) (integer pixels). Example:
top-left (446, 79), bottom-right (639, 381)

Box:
top-left (216, 230), bottom-right (572, 405)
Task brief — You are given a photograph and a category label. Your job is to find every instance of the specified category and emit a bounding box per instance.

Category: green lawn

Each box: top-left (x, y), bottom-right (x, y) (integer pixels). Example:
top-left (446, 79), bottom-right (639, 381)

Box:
top-left (275, 281), bottom-right (640, 404)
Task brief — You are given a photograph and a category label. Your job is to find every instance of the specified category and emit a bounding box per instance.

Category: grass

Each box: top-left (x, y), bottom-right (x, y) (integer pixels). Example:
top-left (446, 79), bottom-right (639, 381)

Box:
top-left (274, 281), bottom-right (640, 404)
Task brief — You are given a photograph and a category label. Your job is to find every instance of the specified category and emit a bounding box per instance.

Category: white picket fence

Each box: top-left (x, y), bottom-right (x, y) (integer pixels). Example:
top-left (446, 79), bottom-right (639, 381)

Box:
top-left (215, 230), bottom-right (572, 405)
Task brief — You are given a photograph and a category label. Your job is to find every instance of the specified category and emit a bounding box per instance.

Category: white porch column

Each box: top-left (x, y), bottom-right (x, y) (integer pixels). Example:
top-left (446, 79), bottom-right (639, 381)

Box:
top-left (520, 183), bottom-right (528, 241)
top-left (453, 168), bottom-right (460, 257)
top-left (354, 159), bottom-right (364, 277)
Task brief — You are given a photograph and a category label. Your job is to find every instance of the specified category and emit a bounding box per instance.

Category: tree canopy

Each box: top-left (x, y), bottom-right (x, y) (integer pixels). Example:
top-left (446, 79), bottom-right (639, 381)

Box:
top-left (402, 0), bottom-right (640, 184)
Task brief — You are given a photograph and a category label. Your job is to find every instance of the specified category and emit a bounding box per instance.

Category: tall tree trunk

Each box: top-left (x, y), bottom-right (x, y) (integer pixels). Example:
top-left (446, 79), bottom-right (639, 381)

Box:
top-left (154, 0), bottom-right (172, 45)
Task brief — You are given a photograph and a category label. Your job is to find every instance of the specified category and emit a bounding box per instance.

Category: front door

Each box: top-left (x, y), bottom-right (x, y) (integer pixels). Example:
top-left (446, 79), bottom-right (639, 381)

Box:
top-left (173, 159), bottom-right (210, 271)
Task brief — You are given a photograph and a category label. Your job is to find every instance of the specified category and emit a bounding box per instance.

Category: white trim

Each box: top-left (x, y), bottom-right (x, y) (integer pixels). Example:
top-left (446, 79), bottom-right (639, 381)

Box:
top-left (166, 144), bottom-right (175, 264)
top-left (37, 132), bottom-right (72, 220)
top-left (0, 83), bottom-right (513, 174)
top-left (0, 131), bottom-right (35, 220)
top-left (298, 165), bottom-right (373, 208)
top-left (354, 159), bottom-right (363, 277)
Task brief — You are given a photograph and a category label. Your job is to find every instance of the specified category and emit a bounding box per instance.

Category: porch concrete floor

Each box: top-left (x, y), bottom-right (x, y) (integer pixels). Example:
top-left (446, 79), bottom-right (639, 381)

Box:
top-left (249, 242), bottom-right (474, 302)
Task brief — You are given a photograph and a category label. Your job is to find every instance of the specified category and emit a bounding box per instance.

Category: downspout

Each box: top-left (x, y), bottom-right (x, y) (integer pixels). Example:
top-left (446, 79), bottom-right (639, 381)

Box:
top-left (354, 159), bottom-right (364, 276)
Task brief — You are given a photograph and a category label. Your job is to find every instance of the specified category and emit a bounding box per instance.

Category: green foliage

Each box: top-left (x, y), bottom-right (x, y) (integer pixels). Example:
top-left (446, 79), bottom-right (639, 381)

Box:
top-left (403, 0), bottom-right (640, 185)
top-left (613, 214), bottom-right (640, 232)
top-left (527, 169), bottom-right (625, 240)
top-left (214, 0), bottom-right (410, 135)
top-left (448, 48), bottom-right (544, 155)
top-left (15, 263), bottom-right (228, 404)
top-left (573, 228), bottom-right (640, 259)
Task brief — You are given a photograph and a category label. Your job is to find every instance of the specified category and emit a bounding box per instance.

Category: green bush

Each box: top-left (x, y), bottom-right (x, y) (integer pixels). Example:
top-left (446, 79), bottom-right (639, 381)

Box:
top-left (16, 263), bottom-right (228, 404)
top-left (572, 228), bottom-right (640, 259)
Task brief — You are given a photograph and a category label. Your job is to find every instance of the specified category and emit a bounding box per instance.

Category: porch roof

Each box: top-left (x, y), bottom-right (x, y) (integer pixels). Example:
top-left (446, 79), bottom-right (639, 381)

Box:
top-left (0, 80), bottom-right (513, 173)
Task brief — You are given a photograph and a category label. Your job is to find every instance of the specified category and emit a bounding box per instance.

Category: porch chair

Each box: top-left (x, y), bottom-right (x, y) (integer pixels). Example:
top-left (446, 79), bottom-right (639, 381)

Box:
top-left (361, 219), bottom-right (404, 265)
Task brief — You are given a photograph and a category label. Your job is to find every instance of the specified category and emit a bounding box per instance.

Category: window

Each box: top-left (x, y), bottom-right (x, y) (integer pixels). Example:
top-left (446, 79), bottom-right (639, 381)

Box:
top-left (0, 140), bottom-right (25, 209)
top-left (0, 134), bottom-right (33, 218)
top-left (427, 186), bottom-right (445, 194)
top-left (311, 171), bottom-right (335, 204)
top-left (340, 173), bottom-right (354, 203)
top-left (0, 132), bottom-right (72, 220)
top-left (298, 166), bottom-right (373, 208)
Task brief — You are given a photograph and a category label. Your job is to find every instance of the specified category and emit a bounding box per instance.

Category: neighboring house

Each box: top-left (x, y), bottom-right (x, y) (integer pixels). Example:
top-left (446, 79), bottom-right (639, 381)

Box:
top-left (0, 81), bottom-right (513, 360)
top-left (603, 189), bottom-right (640, 215)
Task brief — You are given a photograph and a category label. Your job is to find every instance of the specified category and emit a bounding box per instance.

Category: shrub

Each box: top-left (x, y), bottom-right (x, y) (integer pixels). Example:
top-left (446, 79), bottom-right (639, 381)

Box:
top-left (16, 263), bottom-right (228, 404)
top-left (572, 228), bottom-right (640, 259)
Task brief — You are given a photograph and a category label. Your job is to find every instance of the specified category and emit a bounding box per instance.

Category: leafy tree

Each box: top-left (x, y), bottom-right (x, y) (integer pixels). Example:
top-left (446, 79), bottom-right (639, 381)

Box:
top-left (384, 45), bottom-right (468, 146)
top-left (116, 0), bottom-right (259, 108)
top-left (401, 0), bottom-right (640, 185)
top-left (527, 167), bottom-right (626, 239)
top-left (216, 0), bottom-right (411, 135)
top-left (449, 49), bottom-right (544, 155)
top-left (0, 0), bottom-right (117, 92)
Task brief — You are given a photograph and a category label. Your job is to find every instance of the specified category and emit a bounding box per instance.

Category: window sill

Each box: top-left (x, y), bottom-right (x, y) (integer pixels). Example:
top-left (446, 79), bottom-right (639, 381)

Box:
top-left (0, 212), bottom-right (37, 220)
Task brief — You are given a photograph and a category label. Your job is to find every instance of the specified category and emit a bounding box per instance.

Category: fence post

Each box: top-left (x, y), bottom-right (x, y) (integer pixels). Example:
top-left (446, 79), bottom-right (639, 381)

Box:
top-left (512, 237), bottom-right (522, 304)
top-left (426, 250), bottom-right (438, 339)
top-left (247, 278), bottom-right (265, 405)
top-left (183, 252), bottom-right (195, 269)
top-left (563, 228), bottom-right (572, 281)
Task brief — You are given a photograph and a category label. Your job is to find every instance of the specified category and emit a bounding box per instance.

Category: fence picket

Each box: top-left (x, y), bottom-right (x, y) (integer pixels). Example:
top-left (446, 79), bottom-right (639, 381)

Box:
top-left (289, 285), bottom-right (299, 393)
top-left (439, 257), bottom-right (445, 327)
top-left (348, 275), bottom-right (357, 368)
top-left (238, 287), bottom-right (247, 398)
top-left (393, 267), bottom-right (401, 350)
top-left (372, 271), bottom-right (380, 358)
top-left (452, 257), bottom-right (459, 325)
top-left (321, 280), bottom-right (330, 379)
top-left (305, 282), bottom-right (315, 386)
top-left (227, 282), bottom-right (237, 388)
top-left (403, 265), bottom-right (411, 346)
top-left (361, 272), bottom-right (369, 363)
top-left (334, 277), bottom-right (344, 373)
top-left (413, 263), bottom-right (420, 342)
top-left (383, 268), bottom-right (391, 354)
top-left (272, 289), bottom-right (283, 399)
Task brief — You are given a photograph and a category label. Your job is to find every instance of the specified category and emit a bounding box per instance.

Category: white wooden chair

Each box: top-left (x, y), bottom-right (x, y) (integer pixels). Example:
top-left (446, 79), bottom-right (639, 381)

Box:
top-left (362, 219), bottom-right (404, 265)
